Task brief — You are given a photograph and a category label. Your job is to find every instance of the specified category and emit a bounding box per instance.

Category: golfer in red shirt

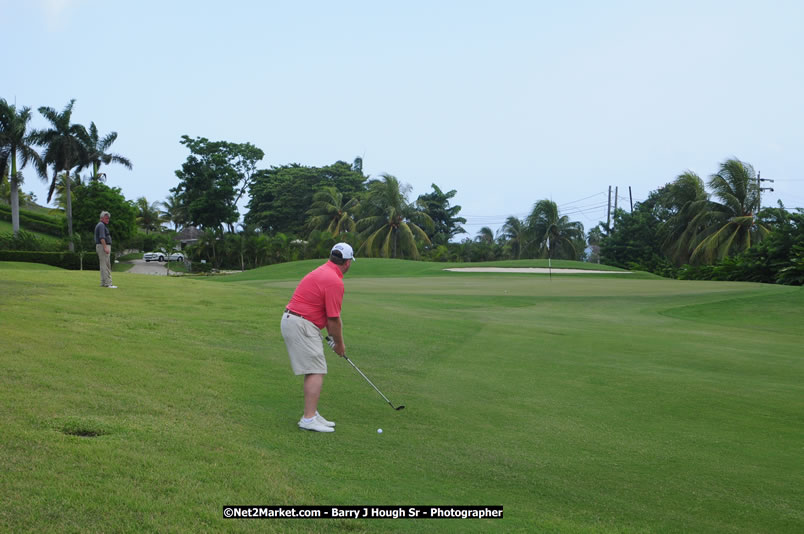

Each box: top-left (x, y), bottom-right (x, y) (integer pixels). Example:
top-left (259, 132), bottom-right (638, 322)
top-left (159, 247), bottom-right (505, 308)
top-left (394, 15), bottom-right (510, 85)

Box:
top-left (281, 243), bottom-right (355, 432)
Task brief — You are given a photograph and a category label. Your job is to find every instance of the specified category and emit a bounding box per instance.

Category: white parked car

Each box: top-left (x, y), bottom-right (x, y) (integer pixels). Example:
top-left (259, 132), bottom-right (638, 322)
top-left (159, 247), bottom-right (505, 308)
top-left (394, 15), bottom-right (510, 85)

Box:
top-left (143, 252), bottom-right (184, 262)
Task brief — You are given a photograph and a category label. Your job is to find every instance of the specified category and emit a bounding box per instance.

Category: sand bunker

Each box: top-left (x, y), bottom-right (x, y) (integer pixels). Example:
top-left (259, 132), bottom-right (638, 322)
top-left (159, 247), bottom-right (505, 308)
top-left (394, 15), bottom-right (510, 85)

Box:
top-left (443, 267), bottom-right (631, 274)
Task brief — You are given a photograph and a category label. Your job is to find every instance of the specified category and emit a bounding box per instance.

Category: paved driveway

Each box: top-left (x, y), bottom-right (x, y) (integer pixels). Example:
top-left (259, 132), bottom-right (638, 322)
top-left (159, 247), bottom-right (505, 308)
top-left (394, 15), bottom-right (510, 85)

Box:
top-left (126, 259), bottom-right (168, 275)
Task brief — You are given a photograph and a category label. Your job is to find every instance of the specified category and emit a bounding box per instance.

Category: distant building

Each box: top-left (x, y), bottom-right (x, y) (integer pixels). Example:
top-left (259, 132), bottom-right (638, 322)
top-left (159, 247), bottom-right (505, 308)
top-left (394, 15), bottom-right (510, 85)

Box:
top-left (177, 226), bottom-right (202, 249)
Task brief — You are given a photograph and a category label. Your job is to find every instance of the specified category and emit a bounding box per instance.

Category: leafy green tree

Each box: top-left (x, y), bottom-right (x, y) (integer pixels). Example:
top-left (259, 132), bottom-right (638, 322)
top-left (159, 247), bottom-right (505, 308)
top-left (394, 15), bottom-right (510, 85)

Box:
top-left (415, 184), bottom-right (466, 246)
top-left (30, 99), bottom-right (89, 251)
top-left (356, 174), bottom-right (433, 259)
top-left (0, 99), bottom-right (46, 235)
top-left (306, 186), bottom-right (359, 236)
top-left (247, 165), bottom-right (315, 234)
top-left (776, 243), bottom-right (804, 285)
top-left (526, 199), bottom-right (585, 260)
top-left (247, 160), bottom-right (366, 235)
top-left (70, 180), bottom-right (137, 246)
top-left (172, 136), bottom-right (264, 231)
top-left (599, 207), bottom-right (671, 273)
top-left (78, 122), bottom-right (132, 181)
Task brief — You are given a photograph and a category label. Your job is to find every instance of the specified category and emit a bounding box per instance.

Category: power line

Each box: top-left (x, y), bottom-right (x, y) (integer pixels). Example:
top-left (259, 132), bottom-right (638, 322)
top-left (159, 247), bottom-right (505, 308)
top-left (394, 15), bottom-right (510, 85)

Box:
top-left (558, 192), bottom-right (607, 207)
top-left (462, 192), bottom-right (609, 221)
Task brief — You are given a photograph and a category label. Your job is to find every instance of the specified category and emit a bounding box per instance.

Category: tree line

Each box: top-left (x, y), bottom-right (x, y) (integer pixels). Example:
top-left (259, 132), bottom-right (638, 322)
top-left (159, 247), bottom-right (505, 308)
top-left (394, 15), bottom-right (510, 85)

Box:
top-left (598, 158), bottom-right (803, 285)
top-left (0, 96), bottom-right (616, 268)
top-left (166, 135), bottom-right (597, 266)
top-left (3, 96), bottom-right (800, 284)
top-left (0, 98), bottom-right (131, 251)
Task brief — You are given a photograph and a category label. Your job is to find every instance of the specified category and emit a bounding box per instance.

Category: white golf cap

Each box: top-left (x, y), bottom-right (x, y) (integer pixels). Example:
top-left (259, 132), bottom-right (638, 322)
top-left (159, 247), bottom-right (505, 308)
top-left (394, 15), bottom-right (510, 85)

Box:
top-left (331, 242), bottom-right (355, 260)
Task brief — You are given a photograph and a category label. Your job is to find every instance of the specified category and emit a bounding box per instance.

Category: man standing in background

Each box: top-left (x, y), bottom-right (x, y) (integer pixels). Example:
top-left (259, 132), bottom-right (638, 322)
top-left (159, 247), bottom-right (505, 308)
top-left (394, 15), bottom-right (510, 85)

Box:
top-left (95, 211), bottom-right (116, 288)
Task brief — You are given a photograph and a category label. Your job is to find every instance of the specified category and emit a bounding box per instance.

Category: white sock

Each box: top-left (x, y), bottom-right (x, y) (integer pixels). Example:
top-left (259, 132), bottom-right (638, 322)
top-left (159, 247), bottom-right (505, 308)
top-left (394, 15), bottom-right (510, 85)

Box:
top-left (301, 416), bottom-right (315, 423)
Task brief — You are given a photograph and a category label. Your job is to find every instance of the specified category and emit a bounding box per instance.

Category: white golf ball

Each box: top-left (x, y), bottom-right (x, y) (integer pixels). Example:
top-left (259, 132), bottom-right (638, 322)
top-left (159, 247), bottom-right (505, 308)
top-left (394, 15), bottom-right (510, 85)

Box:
top-left (377, 428), bottom-right (383, 434)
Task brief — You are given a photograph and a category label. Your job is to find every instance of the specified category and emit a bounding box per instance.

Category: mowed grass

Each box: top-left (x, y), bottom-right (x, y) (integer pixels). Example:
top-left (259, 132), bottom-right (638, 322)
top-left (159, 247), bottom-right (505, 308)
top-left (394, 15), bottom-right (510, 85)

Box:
top-left (1, 260), bottom-right (802, 533)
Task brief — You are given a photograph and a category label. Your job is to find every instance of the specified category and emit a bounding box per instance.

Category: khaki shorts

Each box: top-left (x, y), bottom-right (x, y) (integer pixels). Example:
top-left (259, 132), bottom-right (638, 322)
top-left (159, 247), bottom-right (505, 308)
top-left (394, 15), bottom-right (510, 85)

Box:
top-left (281, 312), bottom-right (326, 375)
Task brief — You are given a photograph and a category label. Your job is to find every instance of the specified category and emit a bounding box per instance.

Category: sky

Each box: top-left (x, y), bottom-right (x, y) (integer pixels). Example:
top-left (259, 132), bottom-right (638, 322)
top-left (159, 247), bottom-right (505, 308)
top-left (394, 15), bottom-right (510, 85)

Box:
top-left (2, 0), bottom-right (803, 238)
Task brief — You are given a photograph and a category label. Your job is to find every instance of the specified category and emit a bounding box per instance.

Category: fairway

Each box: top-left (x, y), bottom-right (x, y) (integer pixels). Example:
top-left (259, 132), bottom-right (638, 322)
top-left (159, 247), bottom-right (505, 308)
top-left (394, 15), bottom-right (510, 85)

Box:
top-left (1, 260), bottom-right (802, 533)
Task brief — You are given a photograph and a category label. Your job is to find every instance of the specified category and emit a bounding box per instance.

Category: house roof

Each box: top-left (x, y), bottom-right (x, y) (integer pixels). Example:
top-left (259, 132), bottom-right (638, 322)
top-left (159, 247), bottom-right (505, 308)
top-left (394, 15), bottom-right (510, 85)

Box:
top-left (177, 226), bottom-right (203, 243)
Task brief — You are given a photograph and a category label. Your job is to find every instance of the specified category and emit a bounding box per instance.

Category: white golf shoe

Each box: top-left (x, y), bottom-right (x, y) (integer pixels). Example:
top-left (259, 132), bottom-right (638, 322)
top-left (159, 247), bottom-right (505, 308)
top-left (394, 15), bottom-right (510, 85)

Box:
top-left (315, 412), bottom-right (335, 427)
top-left (298, 418), bottom-right (334, 433)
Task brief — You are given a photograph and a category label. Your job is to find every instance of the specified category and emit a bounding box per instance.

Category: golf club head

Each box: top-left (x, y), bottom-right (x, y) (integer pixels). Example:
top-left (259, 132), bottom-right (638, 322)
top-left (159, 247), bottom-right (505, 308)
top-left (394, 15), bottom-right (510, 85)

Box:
top-left (395, 405), bottom-right (405, 411)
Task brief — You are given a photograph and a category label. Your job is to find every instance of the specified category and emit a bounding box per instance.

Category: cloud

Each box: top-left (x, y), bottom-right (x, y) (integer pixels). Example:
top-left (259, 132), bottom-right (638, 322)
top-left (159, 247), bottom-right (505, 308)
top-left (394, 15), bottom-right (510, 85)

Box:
top-left (40, 0), bottom-right (84, 29)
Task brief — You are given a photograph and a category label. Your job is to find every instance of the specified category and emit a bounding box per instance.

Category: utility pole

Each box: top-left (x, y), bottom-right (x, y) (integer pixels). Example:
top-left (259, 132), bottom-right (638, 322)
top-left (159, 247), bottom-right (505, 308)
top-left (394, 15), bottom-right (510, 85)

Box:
top-left (629, 186), bottom-right (633, 213)
top-left (606, 186), bottom-right (612, 230)
top-left (613, 186), bottom-right (618, 224)
top-left (757, 170), bottom-right (774, 211)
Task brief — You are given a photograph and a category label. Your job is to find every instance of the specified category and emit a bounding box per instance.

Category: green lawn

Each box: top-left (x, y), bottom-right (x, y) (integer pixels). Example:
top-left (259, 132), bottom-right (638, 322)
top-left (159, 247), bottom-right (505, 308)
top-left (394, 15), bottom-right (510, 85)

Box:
top-left (1, 260), bottom-right (802, 533)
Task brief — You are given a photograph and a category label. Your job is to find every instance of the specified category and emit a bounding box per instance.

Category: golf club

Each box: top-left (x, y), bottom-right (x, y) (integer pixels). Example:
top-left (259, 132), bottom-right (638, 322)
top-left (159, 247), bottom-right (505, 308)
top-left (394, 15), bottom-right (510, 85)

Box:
top-left (326, 337), bottom-right (405, 410)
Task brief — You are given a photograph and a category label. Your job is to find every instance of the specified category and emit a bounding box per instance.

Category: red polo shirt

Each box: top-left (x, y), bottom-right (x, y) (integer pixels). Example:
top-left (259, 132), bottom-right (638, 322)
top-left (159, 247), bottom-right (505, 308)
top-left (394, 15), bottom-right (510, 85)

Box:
top-left (286, 261), bottom-right (344, 329)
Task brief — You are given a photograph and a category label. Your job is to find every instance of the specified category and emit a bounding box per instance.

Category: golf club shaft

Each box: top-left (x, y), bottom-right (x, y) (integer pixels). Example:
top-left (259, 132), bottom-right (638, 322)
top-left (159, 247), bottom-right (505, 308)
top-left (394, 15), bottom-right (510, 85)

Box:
top-left (344, 356), bottom-right (396, 408)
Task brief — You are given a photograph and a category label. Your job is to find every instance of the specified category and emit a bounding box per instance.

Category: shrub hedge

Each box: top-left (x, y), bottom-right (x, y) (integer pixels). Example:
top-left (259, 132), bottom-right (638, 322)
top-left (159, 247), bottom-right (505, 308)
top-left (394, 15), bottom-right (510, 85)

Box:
top-left (0, 204), bottom-right (64, 236)
top-left (0, 250), bottom-right (111, 270)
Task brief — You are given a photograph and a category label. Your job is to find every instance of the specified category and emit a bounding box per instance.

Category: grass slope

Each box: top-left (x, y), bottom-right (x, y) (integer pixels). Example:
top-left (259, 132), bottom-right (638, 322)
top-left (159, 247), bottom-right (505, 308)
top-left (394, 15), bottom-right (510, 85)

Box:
top-left (1, 261), bottom-right (802, 533)
top-left (0, 261), bottom-right (63, 271)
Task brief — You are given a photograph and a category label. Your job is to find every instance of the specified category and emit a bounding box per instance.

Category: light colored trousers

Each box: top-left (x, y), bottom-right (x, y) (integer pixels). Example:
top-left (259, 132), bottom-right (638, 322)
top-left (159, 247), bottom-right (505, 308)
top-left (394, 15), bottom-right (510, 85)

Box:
top-left (96, 244), bottom-right (113, 287)
top-left (281, 312), bottom-right (327, 375)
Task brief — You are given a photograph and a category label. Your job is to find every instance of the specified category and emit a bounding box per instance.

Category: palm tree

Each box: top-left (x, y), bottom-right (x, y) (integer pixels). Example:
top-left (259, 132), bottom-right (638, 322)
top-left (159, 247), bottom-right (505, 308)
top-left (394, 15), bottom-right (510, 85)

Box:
top-left (306, 186), bottom-right (359, 236)
top-left (356, 174), bottom-right (433, 259)
top-left (475, 226), bottom-right (495, 245)
top-left (587, 226), bottom-right (604, 263)
top-left (689, 158), bottom-right (770, 263)
top-left (471, 226), bottom-right (500, 261)
top-left (526, 199), bottom-right (585, 260)
top-left (500, 216), bottom-right (527, 260)
top-left (270, 232), bottom-right (293, 263)
top-left (30, 99), bottom-right (89, 251)
top-left (252, 233), bottom-right (271, 267)
top-left (0, 99), bottom-right (46, 235)
top-left (160, 192), bottom-right (186, 231)
top-left (53, 171), bottom-right (83, 211)
top-left (135, 197), bottom-right (164, 233)
top-left (79, 121), bottom-right (132, 180)
top-left (197, 227), bottom-right (222, 268)
top-left (661, 171), bottom-right (709, 265)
